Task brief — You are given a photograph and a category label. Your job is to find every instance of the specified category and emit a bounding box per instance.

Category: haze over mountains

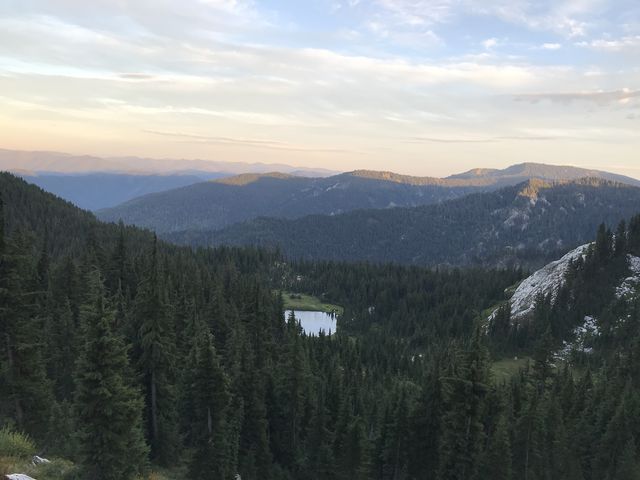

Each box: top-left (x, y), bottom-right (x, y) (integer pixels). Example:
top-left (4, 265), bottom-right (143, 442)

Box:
top-left (99, 162), bottom-right (640, 234)
top-left (7, 152), bottom-right (640, 269)
top-left (22, 173), bottom-right (213, 211)
top-left (1, 148), bottom-right (335, 210)
top-left (166, 178), bottom-right (640, 268)
top-left (0, 148), bottom-right (335, 177)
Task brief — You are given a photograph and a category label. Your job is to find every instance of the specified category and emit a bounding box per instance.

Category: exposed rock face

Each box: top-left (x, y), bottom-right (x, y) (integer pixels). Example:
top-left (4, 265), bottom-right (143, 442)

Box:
top-left (508, 243), bottom-right (591, 319)
top-left (503, 246), bottom-right (640, 321)
top-left (616, 255), bottom-right (640, 299)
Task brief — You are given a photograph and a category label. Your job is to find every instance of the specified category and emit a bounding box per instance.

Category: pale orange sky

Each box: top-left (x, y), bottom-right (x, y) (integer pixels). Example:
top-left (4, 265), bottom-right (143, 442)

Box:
top-left (1, 0), bottom-right (639, 179)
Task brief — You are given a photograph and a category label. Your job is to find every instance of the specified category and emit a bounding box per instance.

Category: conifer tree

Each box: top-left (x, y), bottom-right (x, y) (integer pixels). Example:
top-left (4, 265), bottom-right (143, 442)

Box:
top-left (480, 414), bottom-right (512, 480)
top-left (188, 332), bottom-right (231, 480)
top-left (629, 215), bottom-right (640, 256)
top-left (616, 438), bottom-right (640, 480)
top-left (437, 329), bottom-right (490, 480)
top-left (0, 228), bottom-right (53, 440)
top-left (136, 235), bottom-right (180, 464)
top-left (615, 220), bottom-right (628, 257)
top-left (408, 369), bottom-right (442, 479)
top-left (74, 267), bottom-right (148, 480)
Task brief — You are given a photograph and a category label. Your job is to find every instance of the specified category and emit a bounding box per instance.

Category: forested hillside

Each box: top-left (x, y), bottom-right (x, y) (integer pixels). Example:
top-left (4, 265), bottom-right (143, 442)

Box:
top-left (2, 171), bottom-right (640, 480)
top-left (168, 178), bottom-right (640, 269)
top-left (98, 162), bottom-right (640, 234)
top-left (98, 172), bottom-right (485, 233)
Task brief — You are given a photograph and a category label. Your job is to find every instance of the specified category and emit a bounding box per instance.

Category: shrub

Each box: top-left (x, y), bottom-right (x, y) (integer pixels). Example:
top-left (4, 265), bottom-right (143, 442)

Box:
top-left (30, 458), bottom-right (78, 480)
top-left (0, 455), bottom-right (21, 475)
top-left (0, 427), bottom-right (36, 459)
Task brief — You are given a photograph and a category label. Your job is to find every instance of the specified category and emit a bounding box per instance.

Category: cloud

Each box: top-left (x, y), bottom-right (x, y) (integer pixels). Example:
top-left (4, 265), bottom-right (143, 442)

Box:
top-left (577, 35), bottom-right (640, 51)
top-left (405, 136), bottom-right (495, 144)
top-left (118, 73), bottom-right (156, 80)
top-left (143, 129), bottom-right (361, 154)
top-left (514, 89), bottom-right (640, 105)
top-left (405, 133), bottom-right (579, 144)
top-left (1, 0), bottom-right (639, 174)
top-left (482, 38), bottom-right (499, 49)
top-left (366, 0), bottom-right (601, 38)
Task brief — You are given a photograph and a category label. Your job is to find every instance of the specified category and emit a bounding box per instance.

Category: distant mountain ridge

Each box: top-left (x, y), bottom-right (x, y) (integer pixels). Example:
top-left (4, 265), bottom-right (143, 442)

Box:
top-left (213, 172), bottom-right (295, 186)
top-left (448, 162), bottom-right (639, 185)
top-left (98, 162), bottom-right (640, 234)
top-left (20, 173), bottom-right (215, 211)
top-left (165, 178), bottom-right (640, 268)
top-left (352, 163), bottom-right (639, 187)
top-left (0, 148), bottom-right (336, 177)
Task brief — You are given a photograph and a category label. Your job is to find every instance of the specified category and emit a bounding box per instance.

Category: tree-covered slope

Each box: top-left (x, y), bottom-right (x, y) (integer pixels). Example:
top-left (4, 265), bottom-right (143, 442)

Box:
top-left (168, 178), bottom-right (640, 268)
top-left (97, 172), bottom-right (485, 233)
top-left (98, 162), bottom-right (640, 234)
top-left (4, 170), bottom-right (640, 479)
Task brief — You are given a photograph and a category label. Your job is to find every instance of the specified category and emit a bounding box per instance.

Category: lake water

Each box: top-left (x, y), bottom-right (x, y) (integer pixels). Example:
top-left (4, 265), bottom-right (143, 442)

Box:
top-left (285, 310), bottom-right (337, 336)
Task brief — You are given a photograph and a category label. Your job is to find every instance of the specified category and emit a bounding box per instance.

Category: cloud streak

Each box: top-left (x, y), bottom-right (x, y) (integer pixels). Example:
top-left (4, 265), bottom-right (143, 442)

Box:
top-left (514, 89), bottom-right (640, 105)
top-left (143, 130), bottom-right (362, 154)
top-left (0, 0), bottom-right (638, 176)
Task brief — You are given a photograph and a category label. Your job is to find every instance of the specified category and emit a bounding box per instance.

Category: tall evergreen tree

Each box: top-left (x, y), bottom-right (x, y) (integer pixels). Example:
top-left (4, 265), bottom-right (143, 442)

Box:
top-left (437, 329), bottom-right (490, 480)
top-left (0, 228), bottom-right (53, 440)
top-left (480, 414), bottom-right (512, 480)
top-left (74, 267), bottom-right (148, 480)
top-left (135, 235), bottom-right (180, 464)
top-left (188, 332), bottom-right (231, 480)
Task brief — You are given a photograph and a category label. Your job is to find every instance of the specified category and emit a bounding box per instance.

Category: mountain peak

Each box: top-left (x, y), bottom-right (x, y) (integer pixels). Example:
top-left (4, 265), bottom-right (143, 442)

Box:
top-left (345, 170), bottom-right (443, 186)
top-left (213, 172), bottom-right (296, 186)
top-left (449, 162), bottom-right (640, 187)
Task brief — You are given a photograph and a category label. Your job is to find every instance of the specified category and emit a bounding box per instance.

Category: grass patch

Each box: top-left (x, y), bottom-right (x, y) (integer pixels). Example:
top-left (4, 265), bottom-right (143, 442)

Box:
top-left (278, 291), bottom-right (344, 315)
top-left (492, 356), bottom-right (531, 383)
top-left (0, 428), bottom-right (35, 459)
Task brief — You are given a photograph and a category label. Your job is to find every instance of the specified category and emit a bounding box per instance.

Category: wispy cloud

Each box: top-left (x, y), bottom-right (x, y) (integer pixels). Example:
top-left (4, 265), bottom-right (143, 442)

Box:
top-left (514, 89), bottom-right (640, 105)
top-left (143, 129), bottom-right (361, 154)
top-left (0, 0), bottom-right (638, 175)
top-left (577, 35), bottom-right (640, 51)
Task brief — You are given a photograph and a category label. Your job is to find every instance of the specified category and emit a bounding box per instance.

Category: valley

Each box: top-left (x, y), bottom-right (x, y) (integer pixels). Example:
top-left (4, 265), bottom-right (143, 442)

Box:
top-left (3, 1), bottom-right (640, 478)
top-left (2, 167), bottom-right (640, 480)
top-left (167, 178), bottom-right (640, 268)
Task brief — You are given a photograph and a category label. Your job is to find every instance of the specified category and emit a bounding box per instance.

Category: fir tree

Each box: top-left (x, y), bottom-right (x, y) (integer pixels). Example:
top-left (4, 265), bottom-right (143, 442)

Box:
top-left (0, 229), bottom-right (53, 440)
top-left (437, 329), bottom-right (490, 480)
top-left (480, 414), bottom-right (512, 480)
top-left (74, 267), bottom-right (148, 480)
top-left (188, 332), bottom-right (231, 480)
top-left (136, 235), bottom-right (180, 464)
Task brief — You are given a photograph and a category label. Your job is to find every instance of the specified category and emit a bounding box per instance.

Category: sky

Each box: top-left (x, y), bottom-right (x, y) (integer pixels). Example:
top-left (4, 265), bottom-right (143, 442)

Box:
top-left (0, 0), bottom-right (639, 178)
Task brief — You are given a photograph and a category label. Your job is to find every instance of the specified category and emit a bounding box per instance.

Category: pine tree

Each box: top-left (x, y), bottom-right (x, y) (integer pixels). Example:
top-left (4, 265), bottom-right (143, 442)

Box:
top-left (0, 228), bottom-right (53, 440)
top-left (480, 414), bottom-right (512, 480)
top-left (272, 311), bottom-right (310, 470)
top-left (595, 223), bottom-right (613, 263)
top-left (615, 220), bottom-right (628, 257)
top-left (437, 329), bottom-right (490, 480)
top-left (629, 215), bottom-right (640, 256)
top-left (408, 369), bottom-right (442, 479)
top-left (616, 438), bottom-right (640, 480)
top-left (74, 267), bottom-right (148, 480)
top-left (188, 332), bottom-right (231, 480)
top-left (136, 235), bottom-right (180, 464)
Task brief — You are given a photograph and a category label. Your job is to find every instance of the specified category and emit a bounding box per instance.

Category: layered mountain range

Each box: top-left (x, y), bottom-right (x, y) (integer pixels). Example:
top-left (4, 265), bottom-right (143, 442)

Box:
top-left (98, 162), bottom-right (640, 233)
top-left (166, 178), bottom-right (640, 268)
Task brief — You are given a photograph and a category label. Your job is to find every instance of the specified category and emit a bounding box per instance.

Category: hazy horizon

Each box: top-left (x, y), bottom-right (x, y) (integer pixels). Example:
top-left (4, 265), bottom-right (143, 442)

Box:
top-left (3, 146), bottom-right (640, 181)
top-left (1, 1), bottom-right (638, 178)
